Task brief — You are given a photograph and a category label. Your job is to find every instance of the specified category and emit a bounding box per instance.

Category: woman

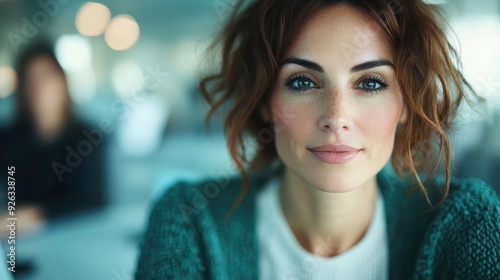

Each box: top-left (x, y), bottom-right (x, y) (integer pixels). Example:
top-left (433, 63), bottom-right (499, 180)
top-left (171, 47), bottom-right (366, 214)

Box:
top-left (136, 0), bottom-right (500, 279)
top-left (0, 41), bottom-right (106, 232)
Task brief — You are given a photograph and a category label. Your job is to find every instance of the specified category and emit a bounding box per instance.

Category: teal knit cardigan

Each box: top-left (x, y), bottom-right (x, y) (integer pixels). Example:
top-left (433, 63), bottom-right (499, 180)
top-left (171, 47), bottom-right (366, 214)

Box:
top-left (136, 169), bottom-right (500, 279)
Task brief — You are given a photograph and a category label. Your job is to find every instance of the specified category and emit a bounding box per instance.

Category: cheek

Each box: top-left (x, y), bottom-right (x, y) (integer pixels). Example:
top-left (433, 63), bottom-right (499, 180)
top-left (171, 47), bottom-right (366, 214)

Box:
top-left (361, 100), bottom-right (403, 152)
top-left (269, 96), bottom-right (316, 158)
top-left (365, 108), bottom-right (398, 135)
top-left (270, 96), bottom-right (314, 138)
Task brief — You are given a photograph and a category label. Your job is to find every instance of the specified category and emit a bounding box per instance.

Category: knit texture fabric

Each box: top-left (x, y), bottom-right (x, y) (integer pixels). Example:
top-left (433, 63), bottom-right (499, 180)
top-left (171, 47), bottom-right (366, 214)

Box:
top-left (135, 169), bottom-right (500, 279)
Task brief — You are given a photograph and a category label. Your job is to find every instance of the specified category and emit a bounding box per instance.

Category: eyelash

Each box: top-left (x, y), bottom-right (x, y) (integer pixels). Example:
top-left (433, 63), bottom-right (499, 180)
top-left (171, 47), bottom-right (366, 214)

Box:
top-left (357, 75), bottom-right (389, 94)
top-left (284, 73), bottom-right (318, 93)
top-left (284, 73), bottom-right (389, 94)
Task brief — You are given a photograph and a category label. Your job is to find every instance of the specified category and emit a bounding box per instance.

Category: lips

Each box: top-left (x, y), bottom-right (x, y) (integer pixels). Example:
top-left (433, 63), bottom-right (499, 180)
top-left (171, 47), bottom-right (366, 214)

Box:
top-left (308, 144), bottom-right (360, 152)
top-left (307, 144), bottom-right (361, 164)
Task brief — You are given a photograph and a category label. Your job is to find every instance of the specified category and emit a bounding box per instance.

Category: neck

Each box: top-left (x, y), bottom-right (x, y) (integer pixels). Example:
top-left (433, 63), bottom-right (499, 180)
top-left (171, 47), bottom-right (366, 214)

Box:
top-left (279, 168), bottom-right (377, 257)
top-left (33, 112), bottom-right (67, 142)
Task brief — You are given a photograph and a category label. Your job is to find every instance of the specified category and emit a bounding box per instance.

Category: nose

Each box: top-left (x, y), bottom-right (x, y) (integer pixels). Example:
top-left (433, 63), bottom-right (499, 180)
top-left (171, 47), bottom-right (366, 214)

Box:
top-left (318, 89), bottom-right (351, 132)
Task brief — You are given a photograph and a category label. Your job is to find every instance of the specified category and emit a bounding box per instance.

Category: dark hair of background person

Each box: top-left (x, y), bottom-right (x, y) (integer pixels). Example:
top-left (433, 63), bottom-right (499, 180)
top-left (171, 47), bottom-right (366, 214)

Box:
top-left (199, 0), bottom-right (484, 216)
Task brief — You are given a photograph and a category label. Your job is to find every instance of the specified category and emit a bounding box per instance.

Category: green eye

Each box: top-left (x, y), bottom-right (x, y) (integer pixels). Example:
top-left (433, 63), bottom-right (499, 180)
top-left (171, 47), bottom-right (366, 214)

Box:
top-left (292, 77), bottom-right (316, 89)
top-left (285, 75), bottom-right (318, 93)
top-left (359, 80), bottom-right (381, 90)
top-left (357, 77), bottom-right (388, 93)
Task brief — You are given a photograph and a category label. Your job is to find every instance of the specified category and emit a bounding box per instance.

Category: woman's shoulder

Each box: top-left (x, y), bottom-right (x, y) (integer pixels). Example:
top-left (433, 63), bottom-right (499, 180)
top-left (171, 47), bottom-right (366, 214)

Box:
top-left (379, 170), bottom-right (500, 244)
top-left (378, 169), bottom-right (500, 214)
top-left (379, 171), bottom-right (500, 277)
top-left (436, 176), bottom-right (500, 238)
top-left (150, 169), bottom-right (273, 225)
top-left (138, 175), bottom-right (248, 279)
top-left (429, 177), bottom-right (500, 277)
top-left (138, 171), bottom-right (269, 279)
top-left (444, 176), bottom-right (500, 212)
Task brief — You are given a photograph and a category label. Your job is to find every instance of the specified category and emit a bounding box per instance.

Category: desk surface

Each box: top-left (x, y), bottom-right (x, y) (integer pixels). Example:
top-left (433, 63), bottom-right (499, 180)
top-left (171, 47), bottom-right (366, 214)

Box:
top-left (13, 202), bottom-right (149, 280)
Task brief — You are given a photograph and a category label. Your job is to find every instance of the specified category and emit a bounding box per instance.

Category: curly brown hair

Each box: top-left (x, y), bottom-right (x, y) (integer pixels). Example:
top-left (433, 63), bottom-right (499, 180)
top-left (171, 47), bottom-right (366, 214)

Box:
top-left (199, 0), bottom-right (482, 216)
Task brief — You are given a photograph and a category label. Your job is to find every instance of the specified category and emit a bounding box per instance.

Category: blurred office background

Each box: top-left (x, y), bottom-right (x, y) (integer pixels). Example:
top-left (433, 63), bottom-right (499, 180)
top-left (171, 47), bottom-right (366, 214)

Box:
top-left (0, 0), bottom-right (498, 279)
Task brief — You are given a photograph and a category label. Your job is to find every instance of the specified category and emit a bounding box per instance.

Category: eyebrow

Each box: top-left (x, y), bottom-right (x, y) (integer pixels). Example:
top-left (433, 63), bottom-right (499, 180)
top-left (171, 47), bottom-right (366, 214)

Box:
top-left (282, 57), bottom-right (324, 72)
top-left (350, 59), bottom-right (394, 72)
top-left (281, 57), bottom-right (394, 73)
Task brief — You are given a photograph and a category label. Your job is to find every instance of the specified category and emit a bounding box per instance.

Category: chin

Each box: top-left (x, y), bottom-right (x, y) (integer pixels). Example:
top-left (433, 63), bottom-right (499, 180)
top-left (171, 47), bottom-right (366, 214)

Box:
top-left (313, 178), bottom-right (366, 193)
top-left (279, 149), bottom-right (381, 193)
top-left (296, 167), bottom-right (370, 194)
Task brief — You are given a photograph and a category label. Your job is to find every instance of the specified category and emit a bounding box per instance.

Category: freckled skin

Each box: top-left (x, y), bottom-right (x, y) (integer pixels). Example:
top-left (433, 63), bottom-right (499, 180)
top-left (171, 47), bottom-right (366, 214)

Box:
top-left (263, 4), bottom-right (407, 193)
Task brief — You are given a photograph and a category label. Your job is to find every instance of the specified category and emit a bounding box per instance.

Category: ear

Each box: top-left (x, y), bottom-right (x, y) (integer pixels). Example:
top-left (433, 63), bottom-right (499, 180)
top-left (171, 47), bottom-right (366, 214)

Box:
top-left (399, 103), bottom-right (408, 124)
top-left (259, 105), bottom-right (271, 123)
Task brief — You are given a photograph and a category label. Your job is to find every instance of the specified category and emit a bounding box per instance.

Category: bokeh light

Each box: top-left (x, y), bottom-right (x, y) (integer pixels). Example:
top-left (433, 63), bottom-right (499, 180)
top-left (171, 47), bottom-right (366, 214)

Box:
top-left (104, 15), bottom-right (140, 51)
top-left (76, 2), bottom-right (111, 37)
top-left (55, 35), bottom-right (92, 71)
top-left (112, 60), bottom-right (144, 98)
top-left (450, 16), bottom-right (500, 107)
top-left (55, 35), bottom-right (96, 104)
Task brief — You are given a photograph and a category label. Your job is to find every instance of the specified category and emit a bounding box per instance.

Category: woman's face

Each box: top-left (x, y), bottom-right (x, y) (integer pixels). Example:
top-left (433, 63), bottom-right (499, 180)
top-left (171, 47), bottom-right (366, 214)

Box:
top-left (25, 55), bottom-right (68, 119)
top-left (264, 4), bottom-right (406, 192)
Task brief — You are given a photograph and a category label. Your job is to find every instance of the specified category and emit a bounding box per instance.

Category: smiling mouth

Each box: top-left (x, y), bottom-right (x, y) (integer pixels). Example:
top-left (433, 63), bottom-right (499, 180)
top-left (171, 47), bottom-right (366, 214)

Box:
top-left (307, 144), bottom-right (361, 164)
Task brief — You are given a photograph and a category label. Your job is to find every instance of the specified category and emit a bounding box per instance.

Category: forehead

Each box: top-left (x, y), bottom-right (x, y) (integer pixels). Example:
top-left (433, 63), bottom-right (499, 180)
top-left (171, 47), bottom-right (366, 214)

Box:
top-left (286, 4), bottom-right (394, 67)
top-left (26, 55), bottom-right (60, 75)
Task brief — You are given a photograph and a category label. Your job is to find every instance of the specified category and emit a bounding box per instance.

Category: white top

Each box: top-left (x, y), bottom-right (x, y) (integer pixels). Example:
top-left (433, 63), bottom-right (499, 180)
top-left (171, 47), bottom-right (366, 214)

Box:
top-left (257, 177), bottom-right (389, 280)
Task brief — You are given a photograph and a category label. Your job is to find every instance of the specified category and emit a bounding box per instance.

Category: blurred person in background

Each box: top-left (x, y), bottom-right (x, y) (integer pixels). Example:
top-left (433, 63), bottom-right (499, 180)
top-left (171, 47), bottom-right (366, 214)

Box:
top-left (0, 40), bottom-right (107, 235)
